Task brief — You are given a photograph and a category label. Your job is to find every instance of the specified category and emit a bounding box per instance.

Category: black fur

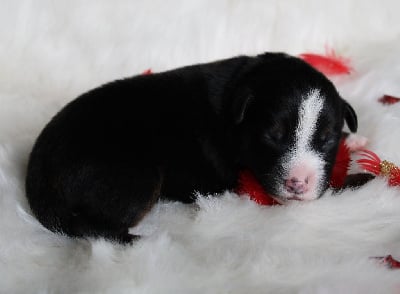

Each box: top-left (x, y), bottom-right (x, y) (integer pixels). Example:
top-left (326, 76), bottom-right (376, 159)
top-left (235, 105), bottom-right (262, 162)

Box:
top-left (25, 53), bottom-right (357, 243)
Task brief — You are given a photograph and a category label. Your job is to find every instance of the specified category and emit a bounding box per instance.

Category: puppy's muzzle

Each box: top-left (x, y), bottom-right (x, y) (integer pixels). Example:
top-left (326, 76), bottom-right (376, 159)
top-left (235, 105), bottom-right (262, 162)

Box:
top-left (284, 177), bottom-right (309, 195)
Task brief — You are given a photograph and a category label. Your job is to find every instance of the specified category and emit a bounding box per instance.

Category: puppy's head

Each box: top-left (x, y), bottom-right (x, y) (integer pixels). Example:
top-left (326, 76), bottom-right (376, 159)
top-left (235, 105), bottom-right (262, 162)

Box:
top-left (231, 53), bottom-right (357, 202)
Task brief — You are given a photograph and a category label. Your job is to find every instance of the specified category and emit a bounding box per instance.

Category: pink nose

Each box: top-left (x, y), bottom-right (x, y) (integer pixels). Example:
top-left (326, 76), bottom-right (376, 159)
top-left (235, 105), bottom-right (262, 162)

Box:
top-left (285, 177), bottom-right (309, 195)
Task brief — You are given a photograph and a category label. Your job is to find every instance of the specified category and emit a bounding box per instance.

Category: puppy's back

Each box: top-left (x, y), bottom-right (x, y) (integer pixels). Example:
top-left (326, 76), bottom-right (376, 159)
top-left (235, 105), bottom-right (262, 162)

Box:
top-left (25, 63), bottom-right (224, 242)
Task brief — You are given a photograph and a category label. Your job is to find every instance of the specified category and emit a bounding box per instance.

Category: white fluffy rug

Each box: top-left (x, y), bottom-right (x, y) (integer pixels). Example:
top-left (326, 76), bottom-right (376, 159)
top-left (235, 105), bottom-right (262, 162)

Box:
top-left (1, 1), bottom-right (400, 293)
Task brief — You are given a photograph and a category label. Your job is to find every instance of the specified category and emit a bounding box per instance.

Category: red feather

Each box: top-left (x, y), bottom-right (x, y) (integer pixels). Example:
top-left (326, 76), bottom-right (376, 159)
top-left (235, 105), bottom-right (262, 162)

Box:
top-left (378, 95), bottom-right (400, 105)
top-left (356, 150), bottom-right (382, 175)
top-left (372, 255), bottom-right (400, 270)
top-left (236, 170), bottom-right (280, 206)
top-left (299, 49), bottom-right (352, 76)
top-left (357, 149), bottom-right (400, 187)
top-left (330, 138), bottom-right (351, 188)
top-left (389, 170), bottom-right (400, 186)
top-left (142, 69), bottom-right (152, 75)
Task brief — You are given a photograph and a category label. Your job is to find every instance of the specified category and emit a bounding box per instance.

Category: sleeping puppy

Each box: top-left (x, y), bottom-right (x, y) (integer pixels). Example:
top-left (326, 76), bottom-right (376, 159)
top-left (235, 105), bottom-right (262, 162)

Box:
top-left (25, 53), bottom-right (358, 243)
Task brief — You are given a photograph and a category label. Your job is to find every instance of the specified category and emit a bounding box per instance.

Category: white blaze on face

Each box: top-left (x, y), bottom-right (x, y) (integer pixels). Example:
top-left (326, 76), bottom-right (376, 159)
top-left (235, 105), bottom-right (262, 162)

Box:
top-left (280, 89), bottom-right (325, 200)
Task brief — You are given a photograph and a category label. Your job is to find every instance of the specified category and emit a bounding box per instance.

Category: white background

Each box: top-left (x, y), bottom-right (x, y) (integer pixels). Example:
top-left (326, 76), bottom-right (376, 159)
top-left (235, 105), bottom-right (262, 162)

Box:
top-left (1, 1), bottom-right (400, 293)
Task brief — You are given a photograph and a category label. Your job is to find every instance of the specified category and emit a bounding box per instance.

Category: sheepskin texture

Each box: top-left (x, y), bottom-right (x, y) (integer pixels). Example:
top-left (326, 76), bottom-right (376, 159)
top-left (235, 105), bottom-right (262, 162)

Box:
top-left (1, 1), bottom-right (400, 293)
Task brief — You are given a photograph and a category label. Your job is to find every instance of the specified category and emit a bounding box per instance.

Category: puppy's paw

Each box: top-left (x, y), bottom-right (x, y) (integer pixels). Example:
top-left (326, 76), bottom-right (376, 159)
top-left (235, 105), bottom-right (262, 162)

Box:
top-left (118, 233), bottom-right (140, 245)
top-left (345, 134), bottom-right (368, 152)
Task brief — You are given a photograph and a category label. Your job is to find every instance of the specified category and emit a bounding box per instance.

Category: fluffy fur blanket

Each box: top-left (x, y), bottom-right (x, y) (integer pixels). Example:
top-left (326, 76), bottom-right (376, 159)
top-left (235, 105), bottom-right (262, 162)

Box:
top-left (1, 1), bottom-right (400, 293)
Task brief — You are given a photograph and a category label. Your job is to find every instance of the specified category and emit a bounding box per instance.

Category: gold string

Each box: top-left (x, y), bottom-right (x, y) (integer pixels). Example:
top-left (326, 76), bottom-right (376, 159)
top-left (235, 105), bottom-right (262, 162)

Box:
top-left (380, 160), bottom-right (399, 177)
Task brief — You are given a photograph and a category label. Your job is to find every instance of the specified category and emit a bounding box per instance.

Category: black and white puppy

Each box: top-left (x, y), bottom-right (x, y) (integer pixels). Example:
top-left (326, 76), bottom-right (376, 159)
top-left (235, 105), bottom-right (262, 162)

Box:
top-left (25, 53), bottom-right (358, 243)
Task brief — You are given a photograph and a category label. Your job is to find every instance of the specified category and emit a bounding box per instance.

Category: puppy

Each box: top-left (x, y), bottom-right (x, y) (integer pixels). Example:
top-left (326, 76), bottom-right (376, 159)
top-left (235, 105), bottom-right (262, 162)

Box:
top-left (25, 53), bottom-right (358, 243)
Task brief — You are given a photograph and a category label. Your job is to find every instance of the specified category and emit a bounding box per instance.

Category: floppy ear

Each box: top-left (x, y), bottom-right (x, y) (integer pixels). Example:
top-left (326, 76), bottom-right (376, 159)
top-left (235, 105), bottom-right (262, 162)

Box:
top-left (232, 88), bottom-right (254, 125)
top-left (200, 55), bottom-right (251, 113)
top-left (344, 101), bottom-right (358, 132)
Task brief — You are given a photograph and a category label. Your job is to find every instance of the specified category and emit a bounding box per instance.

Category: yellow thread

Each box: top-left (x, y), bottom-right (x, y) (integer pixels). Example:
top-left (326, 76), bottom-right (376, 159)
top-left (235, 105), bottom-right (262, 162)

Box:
top-left (380, 160), bottom-right (398, 176)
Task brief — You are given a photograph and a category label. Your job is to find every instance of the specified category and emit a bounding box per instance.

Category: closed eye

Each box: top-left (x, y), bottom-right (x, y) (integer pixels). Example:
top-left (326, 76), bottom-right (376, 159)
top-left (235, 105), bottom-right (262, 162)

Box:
top-left (264, 124), bottom-right (285, 143)
top-left (318, 128), bottom-right (338, 148)
top-left (320, 129), bottom-right (331, 142)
